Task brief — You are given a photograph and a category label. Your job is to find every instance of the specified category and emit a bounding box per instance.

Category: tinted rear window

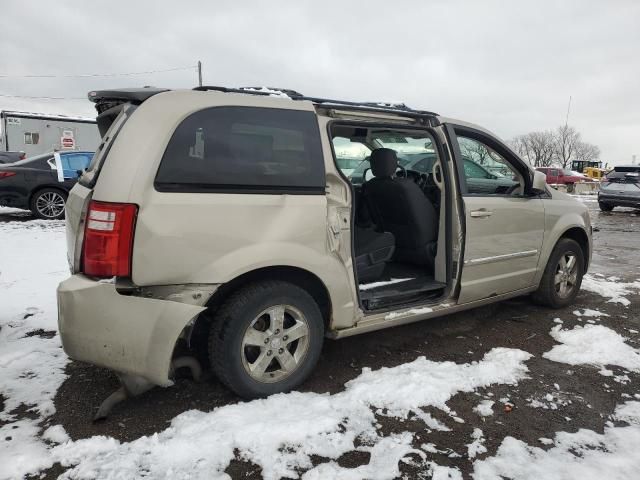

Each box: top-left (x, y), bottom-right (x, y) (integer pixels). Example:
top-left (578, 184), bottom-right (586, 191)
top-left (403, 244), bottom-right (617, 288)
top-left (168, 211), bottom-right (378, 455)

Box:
top-left (155, 107), bottom-right (325, 193)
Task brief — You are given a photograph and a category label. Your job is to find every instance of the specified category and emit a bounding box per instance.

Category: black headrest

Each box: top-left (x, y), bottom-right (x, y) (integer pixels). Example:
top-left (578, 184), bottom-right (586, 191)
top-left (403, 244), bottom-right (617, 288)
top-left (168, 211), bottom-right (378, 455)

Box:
top-left (370, 148), bottom-right (398, 178)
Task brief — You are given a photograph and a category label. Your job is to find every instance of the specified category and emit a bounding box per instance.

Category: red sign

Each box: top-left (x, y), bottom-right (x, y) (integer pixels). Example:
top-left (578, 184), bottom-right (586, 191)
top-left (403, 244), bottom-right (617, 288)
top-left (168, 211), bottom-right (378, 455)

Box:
top-left (61, 137), bottom-right (75, 149)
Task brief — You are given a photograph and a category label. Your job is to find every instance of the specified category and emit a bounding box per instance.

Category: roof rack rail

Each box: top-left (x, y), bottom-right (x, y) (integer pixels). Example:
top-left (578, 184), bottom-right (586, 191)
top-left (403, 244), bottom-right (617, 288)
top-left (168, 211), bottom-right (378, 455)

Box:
top-left (192, 85), bottom-right (439, 119)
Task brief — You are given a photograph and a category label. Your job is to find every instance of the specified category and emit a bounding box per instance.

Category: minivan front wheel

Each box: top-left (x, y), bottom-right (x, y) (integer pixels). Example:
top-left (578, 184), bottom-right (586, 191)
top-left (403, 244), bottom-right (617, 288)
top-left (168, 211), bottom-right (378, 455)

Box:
top-left (31, 188), bottom-right (67, 220)
top-left (532, 238), bottom-right (584, 308)
top-left (209, 281), bottom-right (324, 398)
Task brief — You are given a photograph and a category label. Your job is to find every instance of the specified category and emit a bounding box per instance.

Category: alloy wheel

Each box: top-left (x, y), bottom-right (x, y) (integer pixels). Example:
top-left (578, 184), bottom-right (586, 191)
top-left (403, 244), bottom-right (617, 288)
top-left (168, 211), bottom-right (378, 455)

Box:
top-left (554, 252), bottom-right (578, 298)
top-left (35, 191), bottom-right (65, 219)
top-left (240, 304), bottom-right (310, 383)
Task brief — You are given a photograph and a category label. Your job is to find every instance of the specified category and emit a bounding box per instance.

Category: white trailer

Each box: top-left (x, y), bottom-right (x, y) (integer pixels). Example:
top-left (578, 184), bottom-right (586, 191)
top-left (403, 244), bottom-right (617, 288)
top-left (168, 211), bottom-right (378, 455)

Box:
top-left (0, 110), bottom-right (100, 157)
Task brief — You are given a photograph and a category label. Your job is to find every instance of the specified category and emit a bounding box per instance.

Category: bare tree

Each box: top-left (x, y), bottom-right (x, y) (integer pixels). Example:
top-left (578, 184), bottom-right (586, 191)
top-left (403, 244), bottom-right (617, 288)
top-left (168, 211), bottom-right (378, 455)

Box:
top-left (460, 138), bottom-right (490, 164)
top-left (554, 125), bottom-right (581, 169)
top-left (511, 131), bottom-right (555, 167)
top-left (573, 141), bottom-right (601, 164)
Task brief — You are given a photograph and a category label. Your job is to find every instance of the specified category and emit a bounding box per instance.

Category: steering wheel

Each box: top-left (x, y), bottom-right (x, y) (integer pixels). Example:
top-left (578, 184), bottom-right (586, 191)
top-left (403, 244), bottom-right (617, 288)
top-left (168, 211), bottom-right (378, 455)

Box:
top-left (395, 165), bottom-right (407, 178)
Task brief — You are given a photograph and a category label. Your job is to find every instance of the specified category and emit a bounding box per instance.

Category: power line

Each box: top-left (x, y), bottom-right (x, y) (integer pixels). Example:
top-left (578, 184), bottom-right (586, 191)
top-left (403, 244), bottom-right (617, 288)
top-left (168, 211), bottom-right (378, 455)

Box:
top-left (0, 65), bottom-right (196, 79)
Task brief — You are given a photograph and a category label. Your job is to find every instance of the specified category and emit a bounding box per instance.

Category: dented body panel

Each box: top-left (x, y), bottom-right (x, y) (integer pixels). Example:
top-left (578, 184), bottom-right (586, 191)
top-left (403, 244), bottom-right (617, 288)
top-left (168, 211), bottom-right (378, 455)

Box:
top-left (57, 274), bottom-right (205, 386)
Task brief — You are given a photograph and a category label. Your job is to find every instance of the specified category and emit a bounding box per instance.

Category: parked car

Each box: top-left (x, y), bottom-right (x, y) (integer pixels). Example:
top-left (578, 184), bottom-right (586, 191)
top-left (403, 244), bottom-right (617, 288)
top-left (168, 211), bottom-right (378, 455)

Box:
top-left (535, 167), bottom-right (587, 193)
top-left (57, 87), bottom-right (591, 402)
top-left (0, 151), bottom-right (94, 219)
top-left (598, 165), bottom-right (640, 211)
top-left (0, 151), bottom-right (26, 164)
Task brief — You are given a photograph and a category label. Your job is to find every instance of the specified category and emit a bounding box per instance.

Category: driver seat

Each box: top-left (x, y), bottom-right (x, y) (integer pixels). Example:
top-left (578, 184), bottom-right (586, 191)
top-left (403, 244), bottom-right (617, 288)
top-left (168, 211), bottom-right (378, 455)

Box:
top-left (362, 148), bottom-right (438, 268)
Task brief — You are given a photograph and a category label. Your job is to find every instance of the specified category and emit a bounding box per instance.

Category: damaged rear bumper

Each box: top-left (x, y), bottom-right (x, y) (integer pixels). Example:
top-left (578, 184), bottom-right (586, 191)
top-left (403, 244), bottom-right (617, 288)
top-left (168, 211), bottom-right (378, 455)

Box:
top-left (57, 274), bottom-right (206, 386)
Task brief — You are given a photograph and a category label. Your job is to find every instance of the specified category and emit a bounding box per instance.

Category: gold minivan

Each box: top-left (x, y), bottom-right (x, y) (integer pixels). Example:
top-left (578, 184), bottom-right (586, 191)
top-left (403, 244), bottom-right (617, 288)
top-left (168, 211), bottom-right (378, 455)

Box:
top-left (57, 86), bottom-right (592, 401)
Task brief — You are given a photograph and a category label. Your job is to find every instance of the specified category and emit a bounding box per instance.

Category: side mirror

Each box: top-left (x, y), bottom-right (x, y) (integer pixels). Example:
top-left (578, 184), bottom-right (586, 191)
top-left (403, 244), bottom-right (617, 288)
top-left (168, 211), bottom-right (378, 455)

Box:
top-left (532, 170), bottom-right (547, 192)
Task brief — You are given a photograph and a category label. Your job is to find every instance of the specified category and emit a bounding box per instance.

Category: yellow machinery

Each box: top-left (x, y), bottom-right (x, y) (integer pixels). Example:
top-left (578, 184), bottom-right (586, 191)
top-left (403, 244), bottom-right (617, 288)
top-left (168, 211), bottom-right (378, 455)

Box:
top-left (584, 167), bottom-right (607, 181)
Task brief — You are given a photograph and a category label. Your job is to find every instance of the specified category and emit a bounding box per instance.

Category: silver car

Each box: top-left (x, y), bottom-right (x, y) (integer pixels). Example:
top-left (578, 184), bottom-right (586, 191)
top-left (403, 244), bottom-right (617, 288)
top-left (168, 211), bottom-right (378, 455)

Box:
top-left (57, 87), bottom-right (592, 402)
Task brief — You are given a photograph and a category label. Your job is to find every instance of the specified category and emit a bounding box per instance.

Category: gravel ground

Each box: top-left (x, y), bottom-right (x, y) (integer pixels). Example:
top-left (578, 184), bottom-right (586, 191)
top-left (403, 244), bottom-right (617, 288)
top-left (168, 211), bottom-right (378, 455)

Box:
top-left (4, 196), bottom-right (640, 479)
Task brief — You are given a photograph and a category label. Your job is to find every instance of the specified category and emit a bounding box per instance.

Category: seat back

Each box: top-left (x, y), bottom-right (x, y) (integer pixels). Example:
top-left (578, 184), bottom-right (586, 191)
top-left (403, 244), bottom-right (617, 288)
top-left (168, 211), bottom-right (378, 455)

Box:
top-left (364, 149), bottom-right (438, 264)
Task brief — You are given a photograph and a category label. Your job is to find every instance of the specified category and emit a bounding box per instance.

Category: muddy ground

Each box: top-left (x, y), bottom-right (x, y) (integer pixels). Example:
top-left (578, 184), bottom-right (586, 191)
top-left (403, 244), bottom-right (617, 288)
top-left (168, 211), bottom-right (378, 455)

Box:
top-left (5, 197), bottom-right (639, 479)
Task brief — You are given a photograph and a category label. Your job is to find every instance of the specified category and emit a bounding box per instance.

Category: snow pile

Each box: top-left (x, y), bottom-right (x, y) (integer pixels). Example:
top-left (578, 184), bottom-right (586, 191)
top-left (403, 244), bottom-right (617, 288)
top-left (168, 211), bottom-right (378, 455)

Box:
top-left (543, 324), bottom-right (640, 375)
top-left (51, 348), bottom-right (532, 480)
top-left (0, 220), bottom-right (70, 479)
top-left (581, 274), bottom-right (640, 306)
top-left (473, 401), bottom-right (640, 480)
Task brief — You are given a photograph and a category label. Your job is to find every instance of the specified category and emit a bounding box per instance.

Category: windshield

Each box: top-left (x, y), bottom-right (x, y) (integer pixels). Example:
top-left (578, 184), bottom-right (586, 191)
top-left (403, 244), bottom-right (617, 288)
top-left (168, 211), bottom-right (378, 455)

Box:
top-left (373, 133), bottom-right (434, 156)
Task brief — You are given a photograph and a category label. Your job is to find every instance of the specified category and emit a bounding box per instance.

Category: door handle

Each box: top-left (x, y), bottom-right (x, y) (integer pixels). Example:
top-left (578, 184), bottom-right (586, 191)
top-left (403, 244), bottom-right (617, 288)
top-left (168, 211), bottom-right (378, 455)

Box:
top-left (470, 209), bottom-right (493, 218)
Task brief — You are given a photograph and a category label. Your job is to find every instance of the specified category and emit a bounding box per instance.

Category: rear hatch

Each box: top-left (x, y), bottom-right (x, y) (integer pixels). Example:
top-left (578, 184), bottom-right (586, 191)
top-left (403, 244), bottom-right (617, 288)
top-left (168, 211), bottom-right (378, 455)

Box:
top-left (65, 88), bottom-right (167, 273)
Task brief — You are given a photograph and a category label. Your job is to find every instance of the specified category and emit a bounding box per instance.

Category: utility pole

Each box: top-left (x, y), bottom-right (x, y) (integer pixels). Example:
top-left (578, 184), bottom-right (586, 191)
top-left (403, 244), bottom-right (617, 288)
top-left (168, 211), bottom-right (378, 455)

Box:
top-left (197, 61), bottom-right (203, 87)
top-left (564, 95), bottom-right (572, 128)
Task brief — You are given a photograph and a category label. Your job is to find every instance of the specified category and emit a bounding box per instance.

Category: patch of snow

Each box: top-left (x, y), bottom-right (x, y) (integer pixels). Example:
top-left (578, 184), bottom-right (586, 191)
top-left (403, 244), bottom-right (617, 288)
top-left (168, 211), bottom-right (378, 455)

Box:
top-left (580, 274), bottom-right (640, 306)
top-left (50, 348), bottom-right (531, 480)
top-left (0, 420), bottom-right (54, 479)
top-left (543, 324), bottom-right (640, 375)
top-left (0, 220), bottom-right (69, 480)
top-left (467, 428), bottom-right (487, 459)
top-left (302, 433), bottom-right (423, 480)
top-left (42, 425), bottom-right (70, 445)
top-left (474, 400), bottom-right (495, 417)
top-left (573, 308), bottom-right (609, 317)
top-left (359, 277), bottom-right (413, 291)
top-left (473, 402), bottom-right (640, 480)
top-left (385, 306), bottom-right (434, 321)
top-left (239, 86), bottom-right (292, 98)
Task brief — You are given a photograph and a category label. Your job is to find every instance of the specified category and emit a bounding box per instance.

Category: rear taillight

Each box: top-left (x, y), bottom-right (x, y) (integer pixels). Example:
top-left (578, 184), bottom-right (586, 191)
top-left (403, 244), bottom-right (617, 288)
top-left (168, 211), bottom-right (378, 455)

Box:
top-left (0, 172), bottom-right (16, 179)
top-left (82, 201), bottom-right (138, 278)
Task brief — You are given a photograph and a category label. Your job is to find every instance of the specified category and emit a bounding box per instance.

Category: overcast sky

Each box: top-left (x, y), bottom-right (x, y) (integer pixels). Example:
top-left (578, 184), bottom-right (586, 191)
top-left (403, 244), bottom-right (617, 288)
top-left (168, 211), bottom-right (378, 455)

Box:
top-left (1, 0), bottom-right (638, 164)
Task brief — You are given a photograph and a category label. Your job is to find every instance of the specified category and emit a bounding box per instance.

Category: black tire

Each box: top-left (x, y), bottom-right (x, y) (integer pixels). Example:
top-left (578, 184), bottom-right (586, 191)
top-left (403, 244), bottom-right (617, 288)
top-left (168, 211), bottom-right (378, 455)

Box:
top-left (30, 188), bottom-right (67, 220)
top-left (532, 238), bottom-right (585, 308)
top-left (599, 202), bottom-right (614, 212)
top-left (209, 281), bottom-right (324, 398)
top-left (566, 183), bottom-right (575, 193)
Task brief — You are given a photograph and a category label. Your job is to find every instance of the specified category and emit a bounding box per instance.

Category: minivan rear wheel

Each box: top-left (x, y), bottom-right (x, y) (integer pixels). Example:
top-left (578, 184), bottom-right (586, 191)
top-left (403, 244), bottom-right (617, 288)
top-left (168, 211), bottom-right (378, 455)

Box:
top-left (532, 238), bottom-right (584, 308)
top-left (208, 281), bottom-right (324, 398)
top-left (30, 188), bottom-right (67, 220)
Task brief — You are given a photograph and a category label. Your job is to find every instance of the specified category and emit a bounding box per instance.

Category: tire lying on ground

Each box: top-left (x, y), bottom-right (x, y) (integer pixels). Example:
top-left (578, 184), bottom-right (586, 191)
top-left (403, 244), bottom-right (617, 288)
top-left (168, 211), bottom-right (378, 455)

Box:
top-left (532, 238), bottom-right (585, 308)
top-left (208, 281), bottom-right (324, 398)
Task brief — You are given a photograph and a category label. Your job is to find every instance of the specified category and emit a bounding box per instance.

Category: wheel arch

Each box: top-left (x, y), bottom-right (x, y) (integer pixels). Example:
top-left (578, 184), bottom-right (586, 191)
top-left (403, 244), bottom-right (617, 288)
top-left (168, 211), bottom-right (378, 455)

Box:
top-left (186, 265), bottom-right (333, 361)
top-left (559, 226), bottom-right (590, 271)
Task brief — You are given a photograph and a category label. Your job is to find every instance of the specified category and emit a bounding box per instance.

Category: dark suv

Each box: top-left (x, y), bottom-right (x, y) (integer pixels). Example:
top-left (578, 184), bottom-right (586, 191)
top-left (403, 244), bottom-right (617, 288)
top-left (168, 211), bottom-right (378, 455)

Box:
top-left (598, 165), bottom-right (640, 211)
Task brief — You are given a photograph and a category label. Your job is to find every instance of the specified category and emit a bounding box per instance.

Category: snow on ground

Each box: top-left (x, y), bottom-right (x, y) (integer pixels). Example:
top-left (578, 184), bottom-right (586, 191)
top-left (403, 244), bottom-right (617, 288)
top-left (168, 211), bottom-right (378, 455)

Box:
top-left (581, 273), bottom-right (640, 306)
top-left (2, 210), bottom-right (640, 479)
top-left (473, 401), bottom-right (640, 480)
top-left (49, 348), bottom-right (531, 480)
top-left (543, 324), bottom-right (640, 375)
top-left (473, 400), bottom-right (495, 417)
top-left (0, 219), bottom-right (70, 479)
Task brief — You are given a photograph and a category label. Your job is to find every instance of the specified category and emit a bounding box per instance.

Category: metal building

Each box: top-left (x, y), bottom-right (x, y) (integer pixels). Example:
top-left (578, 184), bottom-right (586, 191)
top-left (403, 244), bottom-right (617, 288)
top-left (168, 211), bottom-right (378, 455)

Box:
top-left (0, 110), bottom-right (100, 157)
